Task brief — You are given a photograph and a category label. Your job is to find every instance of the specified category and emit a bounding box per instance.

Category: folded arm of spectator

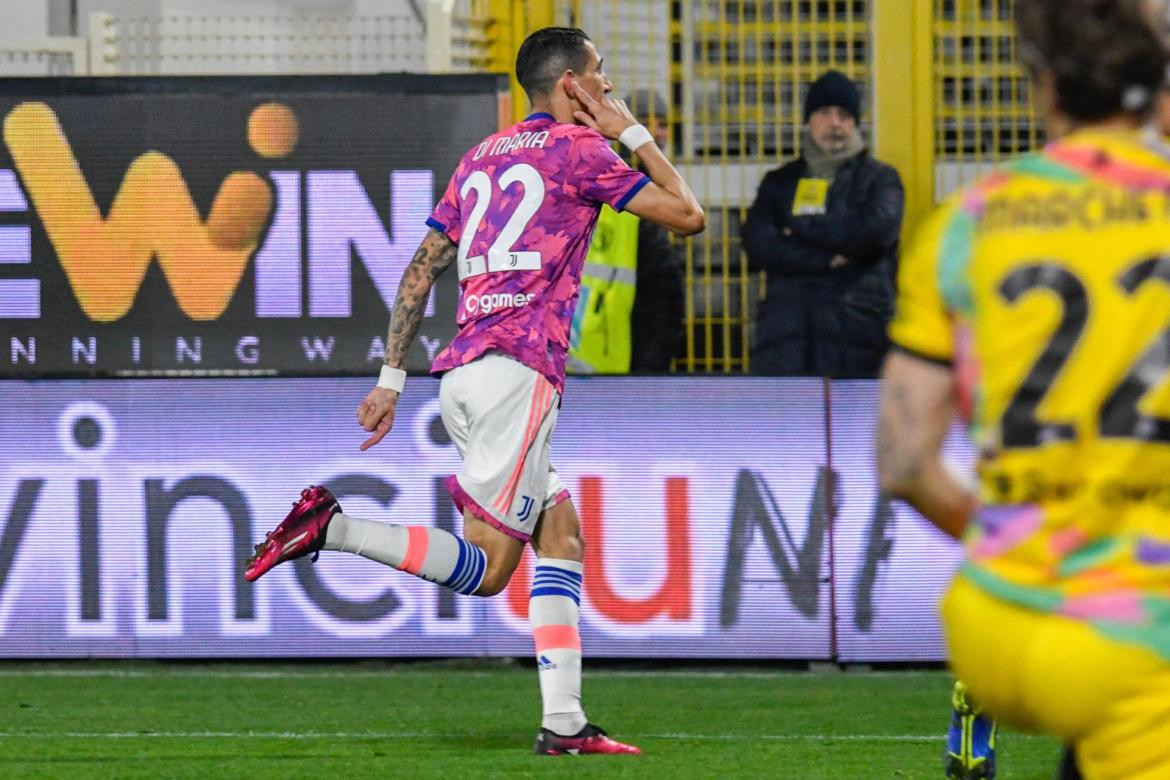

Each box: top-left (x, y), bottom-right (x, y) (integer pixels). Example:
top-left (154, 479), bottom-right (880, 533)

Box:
top-left (786, 165), bottom-right (904, 264)
top-left (743, 222), bottom-right (838, 275)
top-left (741, 177), bottom-right (838, 275)
top-left (770, 233), bottom-right (839, 275)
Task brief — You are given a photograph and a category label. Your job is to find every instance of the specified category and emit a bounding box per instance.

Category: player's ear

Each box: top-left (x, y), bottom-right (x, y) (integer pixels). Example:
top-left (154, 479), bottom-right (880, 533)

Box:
top-left (560, 71), bottom-right (577, 101)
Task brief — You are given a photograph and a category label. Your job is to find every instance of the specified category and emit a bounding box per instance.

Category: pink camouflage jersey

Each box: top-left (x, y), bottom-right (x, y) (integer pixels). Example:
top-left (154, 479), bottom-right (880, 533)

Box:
top-left (426, 112), bottom-right (649, 394)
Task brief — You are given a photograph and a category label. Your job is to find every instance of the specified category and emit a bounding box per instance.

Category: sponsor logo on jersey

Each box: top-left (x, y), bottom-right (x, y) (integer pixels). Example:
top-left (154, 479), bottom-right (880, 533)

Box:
top-left (463, 291), bottom-right (536, 315)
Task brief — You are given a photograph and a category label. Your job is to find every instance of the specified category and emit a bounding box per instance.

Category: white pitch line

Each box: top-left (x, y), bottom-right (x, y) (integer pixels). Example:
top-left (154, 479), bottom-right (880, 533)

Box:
top-left (0, 669), bottom-right (495, 680)
top-left (0, 668), bottom-right (945, 680)
top-left (0, 732), bottom-right (433, 740)
top-left (0, 731), bottom-right (1045, 742)
top-left (650, 733), bottom-right (1044, 742)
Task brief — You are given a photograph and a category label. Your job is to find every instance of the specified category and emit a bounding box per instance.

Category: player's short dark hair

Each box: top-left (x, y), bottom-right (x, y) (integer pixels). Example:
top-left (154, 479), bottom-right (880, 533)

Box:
top-left (1015, 0), bottom-right (1168, 120)
top-left (515, 27), bottom-right (593, 100)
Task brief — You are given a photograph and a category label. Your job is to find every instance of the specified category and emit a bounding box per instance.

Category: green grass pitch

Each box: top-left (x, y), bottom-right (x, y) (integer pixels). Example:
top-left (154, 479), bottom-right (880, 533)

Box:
top-left (0, 662), bottom-right (1062, 778)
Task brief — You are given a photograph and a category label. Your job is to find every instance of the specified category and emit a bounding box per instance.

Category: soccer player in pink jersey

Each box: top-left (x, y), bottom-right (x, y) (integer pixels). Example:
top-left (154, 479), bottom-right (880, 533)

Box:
top-left (245, 27), bottom-right (703, 755)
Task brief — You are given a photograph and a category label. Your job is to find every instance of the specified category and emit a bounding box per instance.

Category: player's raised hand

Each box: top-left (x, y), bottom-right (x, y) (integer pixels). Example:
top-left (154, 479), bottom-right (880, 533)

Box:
top-left (356, 386), bottom-right (400, 451)
top-left (569, 78), bottom-right (636, 141)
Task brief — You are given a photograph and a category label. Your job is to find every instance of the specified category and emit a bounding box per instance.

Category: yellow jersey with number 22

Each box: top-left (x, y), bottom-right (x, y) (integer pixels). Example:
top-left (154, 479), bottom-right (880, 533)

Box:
top-left (891, 128), bottom-right (1170, 660)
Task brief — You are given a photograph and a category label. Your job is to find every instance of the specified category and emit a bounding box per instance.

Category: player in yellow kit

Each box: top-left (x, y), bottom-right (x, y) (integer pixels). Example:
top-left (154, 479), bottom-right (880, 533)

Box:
top-left (878, 1), bottom-right (1170, 778)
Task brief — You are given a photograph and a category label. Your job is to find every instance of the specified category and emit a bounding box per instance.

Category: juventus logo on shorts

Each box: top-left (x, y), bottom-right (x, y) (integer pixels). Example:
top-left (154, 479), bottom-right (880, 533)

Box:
top-left (517, 495), bottom-right (535, 523)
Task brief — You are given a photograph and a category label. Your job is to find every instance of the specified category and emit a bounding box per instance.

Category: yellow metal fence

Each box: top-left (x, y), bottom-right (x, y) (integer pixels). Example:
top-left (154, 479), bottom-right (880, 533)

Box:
top-left (465, 0), bottom-right (1039, 373)
top-left (932, 0), bottom-right (1042, 198)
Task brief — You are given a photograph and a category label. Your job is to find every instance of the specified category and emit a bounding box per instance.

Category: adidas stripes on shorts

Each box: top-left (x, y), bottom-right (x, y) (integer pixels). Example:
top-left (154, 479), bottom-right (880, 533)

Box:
top-left (439, 352), bottom-right (568, 541)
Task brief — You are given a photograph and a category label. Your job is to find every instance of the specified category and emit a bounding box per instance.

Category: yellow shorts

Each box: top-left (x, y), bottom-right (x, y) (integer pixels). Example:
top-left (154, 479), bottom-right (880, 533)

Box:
top-left (942, 575), bottom-right (1170, 780)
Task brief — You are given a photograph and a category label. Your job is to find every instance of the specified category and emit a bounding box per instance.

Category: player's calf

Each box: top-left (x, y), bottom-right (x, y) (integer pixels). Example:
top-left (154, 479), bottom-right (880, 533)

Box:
top-left (326, 513), bottom-right (491, 595)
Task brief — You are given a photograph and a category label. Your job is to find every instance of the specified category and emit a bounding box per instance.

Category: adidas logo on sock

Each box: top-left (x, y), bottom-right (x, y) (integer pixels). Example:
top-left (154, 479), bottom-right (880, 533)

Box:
top-left (538, 654), bottom-right (558, 671)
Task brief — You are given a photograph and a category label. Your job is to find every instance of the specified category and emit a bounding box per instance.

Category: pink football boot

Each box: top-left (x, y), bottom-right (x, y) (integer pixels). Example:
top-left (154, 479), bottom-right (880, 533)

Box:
top-left (244, 485), bottom-right (340, 582)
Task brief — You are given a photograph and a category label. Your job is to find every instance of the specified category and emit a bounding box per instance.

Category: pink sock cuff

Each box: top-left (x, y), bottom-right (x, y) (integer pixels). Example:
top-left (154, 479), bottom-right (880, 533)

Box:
top-left (533, 624), bottom-right (581, 653)
top-left (399, 526), bottom-right (429, 575)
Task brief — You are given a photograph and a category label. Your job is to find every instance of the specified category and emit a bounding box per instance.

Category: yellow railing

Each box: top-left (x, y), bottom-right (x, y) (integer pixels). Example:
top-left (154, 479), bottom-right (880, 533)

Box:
top-left (463, 0), bottom-right (1040, 373)
top-left (930, 0), bottom-right (1042, 201)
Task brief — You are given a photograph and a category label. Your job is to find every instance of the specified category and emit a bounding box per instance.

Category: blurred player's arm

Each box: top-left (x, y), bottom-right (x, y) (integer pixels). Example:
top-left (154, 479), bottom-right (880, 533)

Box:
top-left (569, 80), bottom-right (704, 236)
top-left (876, 350), bottom-right (976, 539)
top-left (356, 228), bottom-right (456, 450)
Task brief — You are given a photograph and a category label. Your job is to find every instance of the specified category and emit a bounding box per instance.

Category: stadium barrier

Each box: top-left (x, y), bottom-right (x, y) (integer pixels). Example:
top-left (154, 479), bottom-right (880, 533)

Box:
top-left (0, 376), bottom-right (967, 661)
top-left (0, 13), bottom-right (117, 77)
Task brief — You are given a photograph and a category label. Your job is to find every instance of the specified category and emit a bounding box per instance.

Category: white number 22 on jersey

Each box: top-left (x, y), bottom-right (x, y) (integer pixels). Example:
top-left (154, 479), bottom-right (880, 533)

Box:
top-left (456, 163), bottom-right (545, 280)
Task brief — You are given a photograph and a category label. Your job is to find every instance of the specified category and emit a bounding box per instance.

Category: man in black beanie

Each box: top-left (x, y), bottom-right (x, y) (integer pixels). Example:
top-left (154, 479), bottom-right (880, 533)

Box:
top-left (741, 69), bottom-right (904, 377)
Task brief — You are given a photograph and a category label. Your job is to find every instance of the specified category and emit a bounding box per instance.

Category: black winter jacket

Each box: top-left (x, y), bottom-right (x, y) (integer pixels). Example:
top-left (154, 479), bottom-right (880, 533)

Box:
top-left (631, 218), bottom-right (685, 372)
top-left (741, 150), bottom-right (904, 377)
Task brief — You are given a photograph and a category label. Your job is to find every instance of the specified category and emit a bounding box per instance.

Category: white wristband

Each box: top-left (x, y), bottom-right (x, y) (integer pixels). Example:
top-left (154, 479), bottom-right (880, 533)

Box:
top-left (619, 123), bottom-right (654, 152)
top-left (377, 365), bottom-right (406, 393)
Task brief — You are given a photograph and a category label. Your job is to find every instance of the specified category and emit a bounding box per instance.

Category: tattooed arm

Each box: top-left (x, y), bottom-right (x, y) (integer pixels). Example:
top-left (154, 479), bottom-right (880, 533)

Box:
top-left (876, 349), bottom-right (975, 539)
top-left (356, 229), bottom-right (458, 450)
top-left (383, 229), bottom-right (458, 367)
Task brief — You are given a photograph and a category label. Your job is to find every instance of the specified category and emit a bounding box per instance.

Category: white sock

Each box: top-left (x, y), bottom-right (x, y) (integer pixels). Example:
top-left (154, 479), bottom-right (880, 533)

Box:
top-left (323, 512), bottom-right (486, 595)
top-left (530, 558), bottom-right (587, 735)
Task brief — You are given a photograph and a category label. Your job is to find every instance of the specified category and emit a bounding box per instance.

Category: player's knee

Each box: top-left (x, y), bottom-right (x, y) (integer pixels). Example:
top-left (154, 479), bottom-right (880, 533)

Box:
top-left (563, 532), bottom-right (584, 561)
top-left (474, 565), bottom-right (512, 597)
top-left (535, 531), bottom-right (583, 562)
top-left (473, 552), bottom-right (520, 596)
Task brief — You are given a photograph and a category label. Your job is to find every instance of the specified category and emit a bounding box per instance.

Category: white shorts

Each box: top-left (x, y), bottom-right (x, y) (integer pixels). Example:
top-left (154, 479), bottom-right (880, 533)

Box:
top-left (439, 352), bottom-right (568, 541)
